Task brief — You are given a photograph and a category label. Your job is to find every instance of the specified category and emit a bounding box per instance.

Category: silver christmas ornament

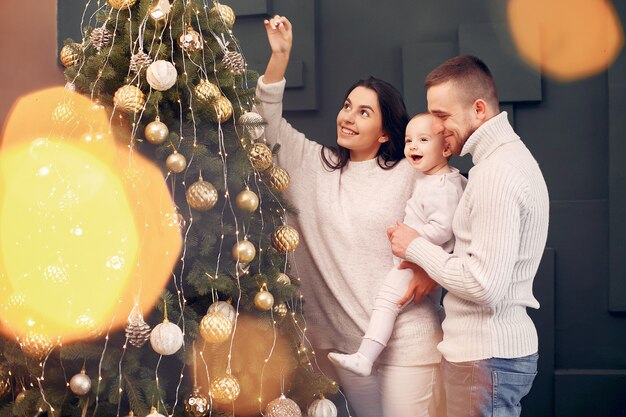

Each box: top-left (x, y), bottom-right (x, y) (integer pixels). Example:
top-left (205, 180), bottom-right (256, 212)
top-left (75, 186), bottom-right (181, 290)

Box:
top-left (69, 371), bottom-right (92, 396)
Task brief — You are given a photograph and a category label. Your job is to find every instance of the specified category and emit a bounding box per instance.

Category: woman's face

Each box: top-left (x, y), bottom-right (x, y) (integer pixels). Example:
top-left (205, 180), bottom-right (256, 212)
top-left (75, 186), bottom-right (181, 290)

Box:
top-left (336, 86), bottom-right (388, 161)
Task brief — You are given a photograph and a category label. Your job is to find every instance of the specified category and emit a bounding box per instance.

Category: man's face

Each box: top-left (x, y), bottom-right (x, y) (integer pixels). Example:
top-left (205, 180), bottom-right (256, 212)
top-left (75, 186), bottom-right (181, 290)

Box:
top-left (427, 81), bottom-right (478, 156)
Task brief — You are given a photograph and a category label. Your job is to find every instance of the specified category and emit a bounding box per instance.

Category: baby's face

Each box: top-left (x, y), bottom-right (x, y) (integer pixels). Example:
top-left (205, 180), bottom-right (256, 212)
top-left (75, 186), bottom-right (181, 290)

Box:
top-left (404, 115), bottom-right (449, 175)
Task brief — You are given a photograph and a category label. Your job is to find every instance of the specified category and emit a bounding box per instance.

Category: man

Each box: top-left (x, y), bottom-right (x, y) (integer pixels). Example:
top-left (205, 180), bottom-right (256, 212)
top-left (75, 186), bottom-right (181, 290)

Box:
top-left (388, 55), bottom-right (549, 417)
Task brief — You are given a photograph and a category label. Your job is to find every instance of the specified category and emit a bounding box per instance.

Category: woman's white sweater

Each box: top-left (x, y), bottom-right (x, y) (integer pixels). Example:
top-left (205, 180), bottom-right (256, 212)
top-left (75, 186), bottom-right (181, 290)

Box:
top-left (255, 76), bottom-right (442, 366)
top-left (406, 112), bottom-right (550, 362)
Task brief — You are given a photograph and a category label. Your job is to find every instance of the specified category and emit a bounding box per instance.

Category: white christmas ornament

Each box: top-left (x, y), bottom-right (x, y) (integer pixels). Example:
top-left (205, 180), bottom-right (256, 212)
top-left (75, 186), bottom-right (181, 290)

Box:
top-left (308, 396), bottom-right (338, 417)
top-left (150, 320), bottom-right (183, 355)
top-left (69, 371), bottom-right (92, 396)
top-left (209, 300), bottom-right (236, 325)
top-left (146, 60), bottom-right (178, 91)
top-left (237, 111), bottom-right (265, 140)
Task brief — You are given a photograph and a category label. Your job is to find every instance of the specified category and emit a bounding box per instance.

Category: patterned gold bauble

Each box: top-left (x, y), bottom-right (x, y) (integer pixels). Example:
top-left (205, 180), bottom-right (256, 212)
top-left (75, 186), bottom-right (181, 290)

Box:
top-left (272, 225), bottom-right (300, 253)
top-left (265, 394), bottom-right (302, 417)
top-left (69, 370), bottom-right (91, 396)
top-left (186, 180), bottom-right (218, 211)
top-left (114, 85), bottom-right (145, 113)
top-left (60, 43), bottom-right (82, 68)
top-left (166, 151), bottom-right (187, 173)
top-left (231, 239), bottom-right (256, 264)
top-left (209, 96), bottom-right (233, 123)
top-left (210, 374), bottom-right (240, 404)
top-left (237, 111), bottom-right (265, 140)
top-left (144, 116), bottom-right (169, 144)
top-left (235, 189), bottom-right (259, 212)
top-left (254, 288), bottom-right (274, 311)
top-left (208, 4), bottom-right (235, 31)
top-left (268, 165), bottom-right (290, 192)
top-left (200, 310), bottom-right (232, 344)
top-left (276, 273), bottom-right (291, 285)
top-left (184, 388), bottom-right (209, 417)
top-left (178, 26), bottom-right (203, 52)
top-left (273, 302), bottom-right (288, 317)
top-left (209, 300), bottom-right (237, 325)
top-left (248, 142), bottom-right (273, 171)
top-left (195, 79), bottom-right (221, 103)
top-left (52, 102), bottom-right (76, 123)
top-left (21, 332), bottom-right (54, 359)
top-left (108, 0), bottom-right (137, 9)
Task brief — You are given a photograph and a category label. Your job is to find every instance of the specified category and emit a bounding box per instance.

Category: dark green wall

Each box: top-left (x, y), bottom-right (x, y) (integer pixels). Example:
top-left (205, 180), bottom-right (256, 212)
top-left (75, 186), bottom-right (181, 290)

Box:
top-left (58, 1), bottom-right (626, 416)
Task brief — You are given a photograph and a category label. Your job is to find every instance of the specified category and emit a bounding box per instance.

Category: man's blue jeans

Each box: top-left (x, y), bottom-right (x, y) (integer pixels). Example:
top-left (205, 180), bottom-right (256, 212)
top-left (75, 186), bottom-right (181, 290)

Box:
top-left (441, 353), bottom-right (538, 417)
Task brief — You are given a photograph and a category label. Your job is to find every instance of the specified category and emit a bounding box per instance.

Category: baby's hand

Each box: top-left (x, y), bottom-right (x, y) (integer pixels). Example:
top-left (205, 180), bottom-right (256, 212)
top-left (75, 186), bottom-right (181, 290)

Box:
top-left (263, 15), bottom-right (293, 55)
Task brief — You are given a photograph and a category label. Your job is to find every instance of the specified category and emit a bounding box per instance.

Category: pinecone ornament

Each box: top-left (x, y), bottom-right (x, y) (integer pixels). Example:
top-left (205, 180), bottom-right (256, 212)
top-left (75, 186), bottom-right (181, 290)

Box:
top-left (129, 50), bottom-right (153, 73)
top-left (125, 313), bottom-right (151, 348)
top-left (90, 27), bottom-right (113, 51)
top-left (222, 50), bottom-right (245, 74)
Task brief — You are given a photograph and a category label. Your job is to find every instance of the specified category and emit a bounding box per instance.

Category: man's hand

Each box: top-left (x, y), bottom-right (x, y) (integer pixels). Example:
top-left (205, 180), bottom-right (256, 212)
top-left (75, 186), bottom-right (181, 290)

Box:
top-left (397, 261), bottom-right (438, 305)
top-left (387, 222), bottom-right (420, 259)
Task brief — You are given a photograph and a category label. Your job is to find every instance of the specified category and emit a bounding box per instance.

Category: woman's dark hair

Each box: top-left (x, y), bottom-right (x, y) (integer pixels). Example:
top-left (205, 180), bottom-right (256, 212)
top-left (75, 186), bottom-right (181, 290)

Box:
top-left (321, 77), bottom-right (409, 171)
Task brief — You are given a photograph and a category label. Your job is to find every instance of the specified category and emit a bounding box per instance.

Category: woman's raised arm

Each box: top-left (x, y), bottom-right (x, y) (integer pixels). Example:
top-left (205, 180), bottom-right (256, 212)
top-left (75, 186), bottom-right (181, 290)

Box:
top-left (263, 15), bottom-right (292, 84)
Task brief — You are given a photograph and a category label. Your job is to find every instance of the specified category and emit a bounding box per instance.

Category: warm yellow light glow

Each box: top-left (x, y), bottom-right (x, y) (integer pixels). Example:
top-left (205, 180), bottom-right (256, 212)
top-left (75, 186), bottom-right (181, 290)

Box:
top-left (0, 87), bottom-right (182, 343)
top-left (508, 0), bottom-right (624, 81)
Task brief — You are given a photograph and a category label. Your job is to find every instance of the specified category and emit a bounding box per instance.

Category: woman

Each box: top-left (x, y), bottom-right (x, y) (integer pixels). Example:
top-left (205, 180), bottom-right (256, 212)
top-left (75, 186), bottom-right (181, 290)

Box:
top-left (256, 15), bottom-right (443, 417)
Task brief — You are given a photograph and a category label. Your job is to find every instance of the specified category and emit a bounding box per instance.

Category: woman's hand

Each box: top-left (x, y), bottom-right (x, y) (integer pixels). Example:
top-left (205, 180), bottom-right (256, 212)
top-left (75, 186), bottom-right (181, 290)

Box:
top-left (263, 15), bottom-right (292, 84)
top-left (396, 261), bottom-right (438, 305)
top-left (263, 15), bottom-right (292, 55)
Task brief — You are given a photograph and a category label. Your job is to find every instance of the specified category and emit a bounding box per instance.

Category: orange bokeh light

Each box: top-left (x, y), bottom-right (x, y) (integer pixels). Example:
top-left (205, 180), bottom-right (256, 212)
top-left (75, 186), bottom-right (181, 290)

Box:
top-left (0, 87), bottom-right (182, 344)
top-left (508, 0), bottom-right (624, 81)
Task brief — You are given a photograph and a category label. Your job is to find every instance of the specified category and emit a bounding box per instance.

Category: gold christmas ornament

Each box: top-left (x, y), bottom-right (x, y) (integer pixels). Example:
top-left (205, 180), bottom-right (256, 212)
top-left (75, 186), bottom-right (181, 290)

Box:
top-left (178, 26), bottom-right (203, 52)
top-left (113, 85), bottom-right (145, 113)
top-left (265, 394), bottom-right (302, 417)
top-left (308, 395), bottom-right (338, 417)
top-left (235, 189), bottom-right (259, 212)
top-left (69, 370), bottom-right (92, 396)
top-left (208, 300), bottom-right (237, 325)
top-left (144, 116), bottom-right (169, 144)
top-left (222, 50), bottom-right (245, 74)
top-left (108, 0), bottom-right (137, 9)
top-left (0, 368), bottom-right (11, 398)
top-left (209, 96), bottom-right (233, 123)
top-left (60, 43), bottom-right (82, 68)
top-left (146, 406), bottom-right (166, 417)
top-left (15, 390), bottom-right (26, 404)
top-left (125, 306), bottom-right (151, 348)
top-left (166, 151), bottom-right (187, 173)
top-left (162, 206), bottom-right (186, 233)
top-left (184, 388), bottom-right (209, 417)
top-left (150, 320), bottom-right (184, 355)
top-left (146, 60), bottom-right (177, 91)
top-left (237, 111), bottom-right (265, 140)
top-left (209, 374), bottom-right (240, 404)
top-left (276, 273), bottom-right (291, 285)
top-left (200, 310), bottom-right (232, 344)
top-left (20, 332), bottom-right (54, 359)
top-left (129, 50), bottom-right (152, 73)
top-left (273, 302), bottom-right (288, 317)
top-left (90, 27), bottom-right (113, 51)
top-left (268, 165), bottom-right (290, 192)
top-left (272, 225), bottom-right (300, 253)
top-left (254, 288), bottom-right (274, 311)
top-left (194, 79), bottom-right (221, 103)
top-left (149, 0), bottom-right (171, 21)
top-left (52, 102), bottom-right (76, 124)
top-left (186, 179), bottom-right (218, 211)
top-left (208, 4), bottom-right (236, 31)
top-left (231, 239), bottom-right (256, 264)
top-left (248, 142), bottom-right (273, 171)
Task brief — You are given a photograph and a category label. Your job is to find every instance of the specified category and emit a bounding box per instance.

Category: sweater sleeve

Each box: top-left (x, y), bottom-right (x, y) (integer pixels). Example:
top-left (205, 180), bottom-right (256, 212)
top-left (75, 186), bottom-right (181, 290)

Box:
top-left (415, 177), bottom-right (461, 248)
top-left (405, 166), bottom-right (526, 306)
top-left (254, 76), bottom-right (324, 172)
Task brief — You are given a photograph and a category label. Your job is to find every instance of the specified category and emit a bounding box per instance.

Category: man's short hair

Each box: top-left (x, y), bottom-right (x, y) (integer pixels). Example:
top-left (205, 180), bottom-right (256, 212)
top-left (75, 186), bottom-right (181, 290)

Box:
top-left (425, 55), bottom-right (499, 108)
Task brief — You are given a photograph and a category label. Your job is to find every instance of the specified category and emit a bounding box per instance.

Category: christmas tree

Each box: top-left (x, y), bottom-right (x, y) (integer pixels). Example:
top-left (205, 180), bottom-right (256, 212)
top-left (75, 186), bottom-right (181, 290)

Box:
top-left (0, 1), bottom-right (337, 416)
